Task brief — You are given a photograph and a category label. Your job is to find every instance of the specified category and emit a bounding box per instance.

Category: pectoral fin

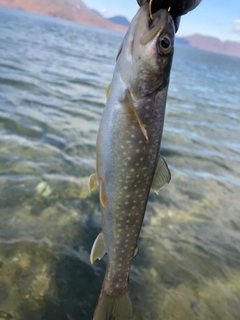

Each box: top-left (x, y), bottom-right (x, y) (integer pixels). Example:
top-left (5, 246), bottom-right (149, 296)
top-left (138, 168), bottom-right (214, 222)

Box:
top-left (88, 172), bottom-right (98, 193)
top-left (105, 83), bottom-right (111, 99)
top-left (120, 89), bottom-right (148, 141)
top-left (151, 156), bottom-right (171, 195)
top-left (90, 232), bottom-right (107, 264)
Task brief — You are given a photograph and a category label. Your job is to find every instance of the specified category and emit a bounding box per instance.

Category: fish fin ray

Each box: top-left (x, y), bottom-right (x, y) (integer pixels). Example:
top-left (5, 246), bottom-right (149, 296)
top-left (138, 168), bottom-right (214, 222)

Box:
top-left (120, 89), bottom-right (148, 141)
top-left (93, 288), bottom-right (132, 320)
top-left (151, 156), bottom-right (171, 195)
top-left (90, 231), bottom-right (107, 264)
top-left (133, 245), bottom-right (139, 258)
top-left (106, 83), bottom-right (111, 99)
top-left (99, 177), bottom-right (107, 207)
top-left (88, 172), bottom-right (98, 193)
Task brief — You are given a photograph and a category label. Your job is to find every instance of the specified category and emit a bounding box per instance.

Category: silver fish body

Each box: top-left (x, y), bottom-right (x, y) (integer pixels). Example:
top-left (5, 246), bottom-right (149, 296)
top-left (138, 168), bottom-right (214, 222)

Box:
top-left (90, 3), bottom-right (175, 319)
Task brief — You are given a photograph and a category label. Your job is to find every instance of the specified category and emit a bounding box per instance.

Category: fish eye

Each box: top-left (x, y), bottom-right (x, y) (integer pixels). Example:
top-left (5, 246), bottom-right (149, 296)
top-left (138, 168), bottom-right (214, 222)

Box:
top-left (158, 35), bottom-right (172, 54)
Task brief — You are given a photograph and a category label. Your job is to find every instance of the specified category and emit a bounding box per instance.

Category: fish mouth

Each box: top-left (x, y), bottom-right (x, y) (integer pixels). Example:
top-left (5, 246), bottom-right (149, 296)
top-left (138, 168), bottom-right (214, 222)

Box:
top-left (140, 6), bottom-right (168, 45)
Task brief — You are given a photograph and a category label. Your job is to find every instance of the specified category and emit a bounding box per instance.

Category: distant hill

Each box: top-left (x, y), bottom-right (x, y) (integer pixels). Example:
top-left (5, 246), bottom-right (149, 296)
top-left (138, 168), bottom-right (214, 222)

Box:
top-left (107, 16), bottom-right (130, 27)
top-left (0, 0), bottom-right (128, 32)
top-left (0, 1), bottom-right (239, 58)
top-left (177, 34), bottom-right (240, 58)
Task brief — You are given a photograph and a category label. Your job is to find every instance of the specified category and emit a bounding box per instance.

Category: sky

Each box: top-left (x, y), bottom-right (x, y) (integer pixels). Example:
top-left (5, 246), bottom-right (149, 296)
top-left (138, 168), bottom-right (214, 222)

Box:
top-left (85, 0), bottom-right (240, 42)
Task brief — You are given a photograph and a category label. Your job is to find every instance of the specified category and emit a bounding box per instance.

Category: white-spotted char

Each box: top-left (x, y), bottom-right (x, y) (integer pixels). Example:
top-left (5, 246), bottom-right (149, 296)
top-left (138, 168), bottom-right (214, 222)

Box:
top-left (90, 3), bottom-right (175, 319)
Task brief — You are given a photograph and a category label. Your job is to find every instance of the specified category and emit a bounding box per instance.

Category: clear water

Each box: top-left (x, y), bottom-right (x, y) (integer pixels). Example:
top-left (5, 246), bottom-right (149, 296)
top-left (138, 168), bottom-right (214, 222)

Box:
top-left (0, 6), bottom-right (240, 320)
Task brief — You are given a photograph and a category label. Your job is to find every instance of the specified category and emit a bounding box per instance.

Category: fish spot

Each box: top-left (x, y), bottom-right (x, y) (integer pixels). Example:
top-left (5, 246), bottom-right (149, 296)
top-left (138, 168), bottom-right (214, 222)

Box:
top-left (131, 125), bottom-right (136, 129)
top-left (140, 157), bottom-right (143, 161)
top-left (123, 186), bottom-right (128, 190)
top-left (135, 149), bottom-right (140, 153)
top-left (125, 201), bottom-right (129, 205)
top-left (146, 105), bottom-right (150, 110)
top-left (139, 140), bottom-right (143, 144)
top-left (126, 140), bottom-right (131, 144)
top-left (129, 145), bottom-right (133, 148)
top-left (131, 134), bottom-right (135, 138)
top-left (145, 114), bottom-right (149, 118)
top-left (124, 162), bottom-right (128, 166)
top-left (130, 168), bottom-right (135, 172)
top-left (136, 163), bottom-right (140, 166)
top-left (127, 156), bottom-right (131, 160)
top-left (132, 206), bottom-right (136, 209)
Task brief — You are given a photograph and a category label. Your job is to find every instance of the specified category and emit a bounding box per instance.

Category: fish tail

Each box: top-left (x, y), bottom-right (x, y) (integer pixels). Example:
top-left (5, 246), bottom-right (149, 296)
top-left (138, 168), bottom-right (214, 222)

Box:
top-left (93, 287), bottom-right (133, 320)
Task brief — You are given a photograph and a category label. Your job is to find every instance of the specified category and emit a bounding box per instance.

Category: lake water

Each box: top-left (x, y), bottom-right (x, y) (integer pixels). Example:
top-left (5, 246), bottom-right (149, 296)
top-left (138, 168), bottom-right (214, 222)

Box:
top-left (0, 6), bottom-right (240, 320)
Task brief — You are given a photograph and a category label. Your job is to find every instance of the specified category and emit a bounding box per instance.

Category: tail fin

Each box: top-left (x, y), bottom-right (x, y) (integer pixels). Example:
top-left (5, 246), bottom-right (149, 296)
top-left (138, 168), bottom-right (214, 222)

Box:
top-left (93, 289), bottom-right (133, 320)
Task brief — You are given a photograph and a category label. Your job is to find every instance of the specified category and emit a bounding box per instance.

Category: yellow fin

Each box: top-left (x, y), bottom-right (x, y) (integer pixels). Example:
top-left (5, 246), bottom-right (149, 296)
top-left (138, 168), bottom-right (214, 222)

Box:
top-left (151, 156), bottom-right (171, 195)
top-left (99, 177), bottom-right (107, 207)
top-left (88, 172), bottom-right (98, 193)
top-left (120, 89), bottom-right (148, 141)
top-left (105, 83), bottom-right (111, 99)
top-left (90, 231), bottom-right (107, 264)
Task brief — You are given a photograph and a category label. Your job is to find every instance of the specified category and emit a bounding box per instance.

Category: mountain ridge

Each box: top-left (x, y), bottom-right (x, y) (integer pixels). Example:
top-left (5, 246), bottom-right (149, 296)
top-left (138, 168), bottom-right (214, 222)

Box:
top-left (0, 0), bottom-right (239, 58)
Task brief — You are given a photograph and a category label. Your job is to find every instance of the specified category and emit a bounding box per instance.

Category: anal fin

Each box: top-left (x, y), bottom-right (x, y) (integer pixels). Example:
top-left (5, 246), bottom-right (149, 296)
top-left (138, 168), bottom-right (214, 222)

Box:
top-left (151, 156), bottom-right (171, 195)
top-left (88, 172), bottom-right (98, 193)
top-left (90, 232), bottom-right (107, 264)
top-left (120, 89), bottom-right (148, 141)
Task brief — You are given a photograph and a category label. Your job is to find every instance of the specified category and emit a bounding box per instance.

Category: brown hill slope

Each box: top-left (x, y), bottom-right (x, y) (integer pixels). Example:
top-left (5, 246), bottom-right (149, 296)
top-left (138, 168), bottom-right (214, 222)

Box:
top-left (0, 0), bottom-right (128, 32)
top-left (185, 34), bottom-right (240, 58)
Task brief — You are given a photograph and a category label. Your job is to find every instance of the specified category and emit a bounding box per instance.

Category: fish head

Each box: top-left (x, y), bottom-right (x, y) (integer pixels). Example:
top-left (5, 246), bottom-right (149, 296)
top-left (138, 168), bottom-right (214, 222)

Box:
top-left (118, 3), bottom-right (175, 99)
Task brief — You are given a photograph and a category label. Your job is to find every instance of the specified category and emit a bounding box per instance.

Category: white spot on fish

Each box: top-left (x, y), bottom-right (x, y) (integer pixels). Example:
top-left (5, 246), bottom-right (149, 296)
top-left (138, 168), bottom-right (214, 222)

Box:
top-left (140, 157), bottom-right (143, 161)
top-left (125, 201), bottom-right (129, 205)
top-left (130, 168), bottom-right (135, 172)
top-left (135, 149), bottom-right (140, 153)
top-left (145, 114), bottom-right (149, 118)
top-left (146, 105), bottom-right (150, 109)
top-left (126, 140), bottom-right (130, 144)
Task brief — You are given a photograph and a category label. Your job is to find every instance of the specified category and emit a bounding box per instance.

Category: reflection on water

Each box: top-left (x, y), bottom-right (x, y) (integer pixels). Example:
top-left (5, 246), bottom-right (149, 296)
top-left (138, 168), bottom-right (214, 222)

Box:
top-left (0, 6), bottom-right (240, 320)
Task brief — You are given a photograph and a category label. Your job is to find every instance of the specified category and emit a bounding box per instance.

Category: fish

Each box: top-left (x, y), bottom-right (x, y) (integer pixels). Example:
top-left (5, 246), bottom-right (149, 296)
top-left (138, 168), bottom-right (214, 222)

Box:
top-left (89, 3), bottom-right (175, 320)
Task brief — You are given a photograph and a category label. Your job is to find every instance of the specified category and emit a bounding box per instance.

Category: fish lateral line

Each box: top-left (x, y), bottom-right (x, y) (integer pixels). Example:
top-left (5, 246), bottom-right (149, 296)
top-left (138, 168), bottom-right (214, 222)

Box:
top-left (120, 89), bottom-right (148, 141)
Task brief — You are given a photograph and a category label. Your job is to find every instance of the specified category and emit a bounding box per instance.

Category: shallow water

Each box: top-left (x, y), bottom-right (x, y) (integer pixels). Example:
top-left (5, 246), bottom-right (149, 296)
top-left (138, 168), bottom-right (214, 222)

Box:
top-left (0, 6), bottom-right (240, 320)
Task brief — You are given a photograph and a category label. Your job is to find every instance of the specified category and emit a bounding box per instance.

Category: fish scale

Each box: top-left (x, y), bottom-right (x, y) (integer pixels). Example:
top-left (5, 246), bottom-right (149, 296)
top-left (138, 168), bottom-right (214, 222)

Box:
top-left (89, 3), bottom-right (174, 319)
